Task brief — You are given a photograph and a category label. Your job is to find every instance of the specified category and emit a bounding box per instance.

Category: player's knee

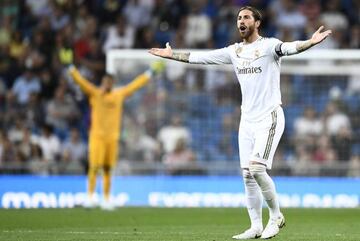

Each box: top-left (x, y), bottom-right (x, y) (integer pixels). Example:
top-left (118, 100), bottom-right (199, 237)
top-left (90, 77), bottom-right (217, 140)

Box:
top-left (243, 169), bottom-right (255, 184)
top-left (88, 166), bottom-right (99, 174)
top-left (243, 169), bottom-right (252, 179)
top-left (249, 162), bottom-right (266, 178)
top-left (103, 165), bottom-right (112, 173)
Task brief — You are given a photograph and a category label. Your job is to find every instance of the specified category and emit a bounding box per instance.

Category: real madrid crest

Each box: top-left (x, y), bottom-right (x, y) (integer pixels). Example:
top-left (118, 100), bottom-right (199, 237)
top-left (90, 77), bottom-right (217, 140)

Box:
top-left (254, 49), bottom-right (260, 58)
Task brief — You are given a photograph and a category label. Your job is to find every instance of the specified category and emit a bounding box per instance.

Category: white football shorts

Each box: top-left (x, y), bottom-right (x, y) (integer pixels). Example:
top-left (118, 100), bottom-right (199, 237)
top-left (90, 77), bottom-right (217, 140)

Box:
top-left (238, 106), bottom-right (285, 169)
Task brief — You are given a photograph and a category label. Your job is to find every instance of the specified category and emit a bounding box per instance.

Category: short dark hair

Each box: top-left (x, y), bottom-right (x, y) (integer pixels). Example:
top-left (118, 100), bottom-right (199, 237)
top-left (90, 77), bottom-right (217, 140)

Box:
top-left (238, 6), bottom-right (262, 22)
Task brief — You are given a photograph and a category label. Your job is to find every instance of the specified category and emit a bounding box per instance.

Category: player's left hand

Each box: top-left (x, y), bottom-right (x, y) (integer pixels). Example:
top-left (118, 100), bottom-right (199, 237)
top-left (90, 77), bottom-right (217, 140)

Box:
top-left (67, 64), bottom-right (76, 72)
top-left (150, 60), bottom-right (166, 75)
top-left (310, 26), bottom-right (332, 45)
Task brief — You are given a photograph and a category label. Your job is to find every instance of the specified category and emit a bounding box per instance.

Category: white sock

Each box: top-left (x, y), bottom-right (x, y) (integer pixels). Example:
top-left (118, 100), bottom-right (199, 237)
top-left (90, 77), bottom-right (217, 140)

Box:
top-left (249, 164), bottom-right (281, 220)
top-left (243, 169), bottom-right (263, 229)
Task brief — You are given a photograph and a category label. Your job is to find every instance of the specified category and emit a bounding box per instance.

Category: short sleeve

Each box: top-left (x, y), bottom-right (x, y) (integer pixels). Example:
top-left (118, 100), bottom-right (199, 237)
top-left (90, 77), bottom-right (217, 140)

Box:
top-left (189, 46), bottom-right (232, 65)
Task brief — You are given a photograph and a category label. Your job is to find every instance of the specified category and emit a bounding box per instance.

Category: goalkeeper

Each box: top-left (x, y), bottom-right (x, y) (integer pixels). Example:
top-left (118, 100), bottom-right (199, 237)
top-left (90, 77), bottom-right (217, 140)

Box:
top-left (68, 62), bottom-right (164, 210)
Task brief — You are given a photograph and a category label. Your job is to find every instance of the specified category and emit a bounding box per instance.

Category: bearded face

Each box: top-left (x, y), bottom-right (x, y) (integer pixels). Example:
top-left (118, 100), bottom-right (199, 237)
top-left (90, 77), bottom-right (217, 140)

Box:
top-left (237, 9), bottom-right (259, 39)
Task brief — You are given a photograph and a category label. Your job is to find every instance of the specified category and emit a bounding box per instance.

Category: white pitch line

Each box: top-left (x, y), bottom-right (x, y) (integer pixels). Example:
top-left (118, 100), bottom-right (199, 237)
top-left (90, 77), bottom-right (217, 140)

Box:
top-left (2, 230), bottom-right (141, 235)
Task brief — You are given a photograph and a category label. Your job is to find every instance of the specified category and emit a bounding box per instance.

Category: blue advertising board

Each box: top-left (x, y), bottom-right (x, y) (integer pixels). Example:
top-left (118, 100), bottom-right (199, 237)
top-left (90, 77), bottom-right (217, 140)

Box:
top-left (0, 175), bottom-right (359, 208)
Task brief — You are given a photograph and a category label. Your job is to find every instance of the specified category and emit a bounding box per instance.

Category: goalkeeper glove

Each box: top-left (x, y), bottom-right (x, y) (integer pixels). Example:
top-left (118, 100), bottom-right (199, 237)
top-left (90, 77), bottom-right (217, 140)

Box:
top-left (67, 64), bottom-right (76, 73)
top-left (149, 60), bottom-right (165, 75)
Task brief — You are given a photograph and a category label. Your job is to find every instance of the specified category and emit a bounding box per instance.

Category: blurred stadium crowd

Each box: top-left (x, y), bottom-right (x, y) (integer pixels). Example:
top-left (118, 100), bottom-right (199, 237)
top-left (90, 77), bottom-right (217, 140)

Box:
top-left (0, 0), bottom-right (359, 176)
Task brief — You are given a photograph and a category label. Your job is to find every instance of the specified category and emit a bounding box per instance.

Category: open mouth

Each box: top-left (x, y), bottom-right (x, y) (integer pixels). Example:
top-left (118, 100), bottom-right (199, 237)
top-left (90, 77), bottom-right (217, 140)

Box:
top-left (239, 25), bottom-right (247, 31)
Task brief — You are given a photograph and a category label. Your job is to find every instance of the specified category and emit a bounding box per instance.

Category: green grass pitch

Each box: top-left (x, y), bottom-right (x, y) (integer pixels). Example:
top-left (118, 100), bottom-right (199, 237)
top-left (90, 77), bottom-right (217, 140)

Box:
top-left (0, 208), bottom-right (359, 240)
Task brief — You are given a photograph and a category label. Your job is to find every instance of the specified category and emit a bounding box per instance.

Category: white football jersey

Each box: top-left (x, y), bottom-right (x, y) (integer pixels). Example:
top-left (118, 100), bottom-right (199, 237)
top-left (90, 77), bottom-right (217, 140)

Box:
top-left (189, 37), bottom-right (283, 122)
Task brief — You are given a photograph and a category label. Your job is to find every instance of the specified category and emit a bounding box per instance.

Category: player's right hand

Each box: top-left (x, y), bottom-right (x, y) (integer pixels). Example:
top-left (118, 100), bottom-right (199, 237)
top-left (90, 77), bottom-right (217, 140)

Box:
top-left (148, 42), bottom-right (173, 58)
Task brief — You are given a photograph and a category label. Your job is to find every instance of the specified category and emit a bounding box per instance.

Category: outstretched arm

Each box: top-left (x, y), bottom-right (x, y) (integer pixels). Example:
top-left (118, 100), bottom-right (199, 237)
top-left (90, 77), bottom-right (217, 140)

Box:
top-left (121, 72), bottom-right (150, 98)
top-left (149, 43), bottom-right (190, 63)
top-left (149, 43), bottom-right (231, 65)
top-left (121, 61), bottom-right (165, 98)
top-left (275, 26), bottom-right (332, 56)
top-left (68, 66), bottom-right (97, 96)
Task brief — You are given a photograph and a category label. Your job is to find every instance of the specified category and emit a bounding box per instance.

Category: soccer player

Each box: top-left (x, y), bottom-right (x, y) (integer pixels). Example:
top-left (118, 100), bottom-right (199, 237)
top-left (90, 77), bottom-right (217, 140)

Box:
top-left (149, 6), bottom-right (331, 239)
top-left (68, 62), bottom-right (164, 210)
